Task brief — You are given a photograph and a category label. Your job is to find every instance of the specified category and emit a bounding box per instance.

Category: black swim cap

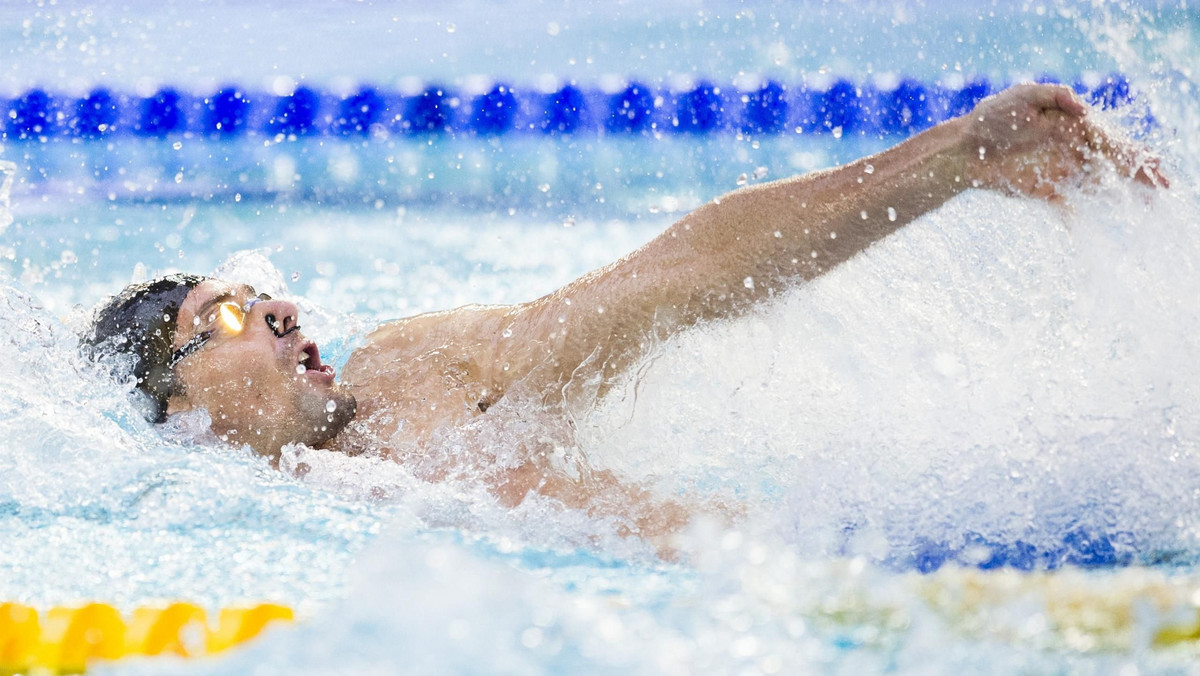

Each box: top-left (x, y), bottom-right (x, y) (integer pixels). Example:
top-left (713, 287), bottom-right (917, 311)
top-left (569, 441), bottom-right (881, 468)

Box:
top-left (82, 273), bottom-right (207, 423)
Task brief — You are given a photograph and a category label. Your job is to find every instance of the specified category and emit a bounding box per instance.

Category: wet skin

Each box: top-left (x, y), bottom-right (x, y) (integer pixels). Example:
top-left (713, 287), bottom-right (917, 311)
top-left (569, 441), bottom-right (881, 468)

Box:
top-left (163, 84), bottom-right (1167, 546)
top-left (167, 282), bottom-right (357, 451)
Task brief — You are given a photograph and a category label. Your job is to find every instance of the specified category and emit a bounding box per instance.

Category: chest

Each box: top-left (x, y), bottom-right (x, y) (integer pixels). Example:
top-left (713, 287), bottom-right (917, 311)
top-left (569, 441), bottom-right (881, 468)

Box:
top-left (340, 342), bottom-right (494, 448)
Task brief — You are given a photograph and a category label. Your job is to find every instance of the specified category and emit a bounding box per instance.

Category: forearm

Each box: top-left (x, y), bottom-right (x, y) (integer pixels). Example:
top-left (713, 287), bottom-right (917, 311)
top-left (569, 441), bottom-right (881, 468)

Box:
top-left (633, 115), bottom-right (972, 316)
top-left (493, 460), bottom-right (725, 558)
top-left (510, 115), bottom-right (973, 387)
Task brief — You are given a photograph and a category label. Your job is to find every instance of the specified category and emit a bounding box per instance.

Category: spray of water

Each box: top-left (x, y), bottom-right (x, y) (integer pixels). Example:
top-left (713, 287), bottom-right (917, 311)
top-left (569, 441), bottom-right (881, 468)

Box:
top-left (3, 2), bottom-right (1200, 673)
top-left (0, 160), bottom-right (14, 234)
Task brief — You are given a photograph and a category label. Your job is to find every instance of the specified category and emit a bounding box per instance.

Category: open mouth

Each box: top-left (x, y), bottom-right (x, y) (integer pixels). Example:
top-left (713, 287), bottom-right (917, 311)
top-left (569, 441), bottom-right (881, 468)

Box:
top-left (296, 341), bottom-right (335, 377)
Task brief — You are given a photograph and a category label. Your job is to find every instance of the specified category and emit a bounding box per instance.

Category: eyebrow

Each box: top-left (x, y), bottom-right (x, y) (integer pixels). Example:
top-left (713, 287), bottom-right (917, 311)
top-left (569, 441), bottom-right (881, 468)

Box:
top-left (194, 285), bottom-right (256, 323)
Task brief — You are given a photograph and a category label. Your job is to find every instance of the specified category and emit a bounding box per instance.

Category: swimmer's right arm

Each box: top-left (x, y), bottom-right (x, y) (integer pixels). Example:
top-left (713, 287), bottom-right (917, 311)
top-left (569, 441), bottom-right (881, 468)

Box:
top-left (488, 84), bottom-right (1165, 396)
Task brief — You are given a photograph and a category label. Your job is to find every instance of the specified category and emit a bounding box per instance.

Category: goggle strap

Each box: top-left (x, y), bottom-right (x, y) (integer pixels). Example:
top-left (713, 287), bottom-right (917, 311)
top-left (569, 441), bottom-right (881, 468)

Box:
top-left (169, 330), bottom-right (213, 368)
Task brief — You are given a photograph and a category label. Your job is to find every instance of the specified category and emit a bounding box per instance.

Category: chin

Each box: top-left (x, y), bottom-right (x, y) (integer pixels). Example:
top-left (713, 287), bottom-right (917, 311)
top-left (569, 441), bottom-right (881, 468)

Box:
top-left (301, 391), bottom-right (357, 448)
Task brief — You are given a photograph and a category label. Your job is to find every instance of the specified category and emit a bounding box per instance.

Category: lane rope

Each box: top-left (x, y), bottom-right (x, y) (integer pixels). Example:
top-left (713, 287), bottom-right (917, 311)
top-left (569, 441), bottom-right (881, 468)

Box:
top-left (0, 602), bottom-right (293, 674)
top-left (5, 564), bottom-right (1200, 675)
top-left (0, 74), bottom-right (1139, 141)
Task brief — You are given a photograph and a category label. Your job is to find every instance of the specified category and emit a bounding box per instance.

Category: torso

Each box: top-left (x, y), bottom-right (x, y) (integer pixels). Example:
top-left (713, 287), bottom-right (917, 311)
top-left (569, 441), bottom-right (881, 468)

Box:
top-left (333, 305), bottom-right (517, 461)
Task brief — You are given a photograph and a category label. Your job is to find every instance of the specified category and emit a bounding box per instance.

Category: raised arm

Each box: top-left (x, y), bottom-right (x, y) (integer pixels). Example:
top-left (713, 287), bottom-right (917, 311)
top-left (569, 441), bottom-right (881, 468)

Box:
top-left (490, 84), bottom-right (1163, 398)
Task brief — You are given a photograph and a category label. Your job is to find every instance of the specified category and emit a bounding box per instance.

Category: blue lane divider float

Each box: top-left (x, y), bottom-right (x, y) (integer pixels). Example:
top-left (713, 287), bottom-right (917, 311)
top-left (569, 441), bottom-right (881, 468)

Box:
top-left (832, 522), bottom-right (1158, 573)
top-left (1, 75), bottom-right (1138, 142)
top-left (901, 528), bottom-right (1140, 573)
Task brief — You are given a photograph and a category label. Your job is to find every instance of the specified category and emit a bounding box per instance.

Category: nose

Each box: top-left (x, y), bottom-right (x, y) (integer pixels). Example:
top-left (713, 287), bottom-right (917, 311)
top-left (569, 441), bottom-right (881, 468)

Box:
top-left (249, 298), bottom-right (301, 338)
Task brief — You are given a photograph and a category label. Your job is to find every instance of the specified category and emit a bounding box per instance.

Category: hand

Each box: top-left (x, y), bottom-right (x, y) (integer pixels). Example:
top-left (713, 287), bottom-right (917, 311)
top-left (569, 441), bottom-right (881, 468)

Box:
top-left (961, 83), bottom-right (1168, 200)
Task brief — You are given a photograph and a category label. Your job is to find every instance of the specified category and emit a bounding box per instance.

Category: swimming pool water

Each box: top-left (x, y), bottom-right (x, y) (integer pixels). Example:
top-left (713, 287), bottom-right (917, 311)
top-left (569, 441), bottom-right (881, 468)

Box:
top-left (3, 0), bottom-right (1200, 673)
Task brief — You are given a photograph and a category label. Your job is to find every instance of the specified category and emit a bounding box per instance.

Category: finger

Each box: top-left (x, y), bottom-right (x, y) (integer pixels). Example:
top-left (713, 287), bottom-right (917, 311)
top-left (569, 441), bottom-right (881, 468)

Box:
top-left (1053, 87), bottom-right (1087, 117)
top-left (1026, 83), bottom-right (1087, 118)
top-left (1079, 121), bottom-right (1170, 189)
top-left (1135, 158), bottom-right (1170, 189)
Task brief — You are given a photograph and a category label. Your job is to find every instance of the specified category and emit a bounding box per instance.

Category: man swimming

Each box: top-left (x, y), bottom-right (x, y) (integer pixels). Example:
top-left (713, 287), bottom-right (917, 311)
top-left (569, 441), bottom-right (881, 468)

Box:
top-left (84, 84), bottom-right (1165, 545)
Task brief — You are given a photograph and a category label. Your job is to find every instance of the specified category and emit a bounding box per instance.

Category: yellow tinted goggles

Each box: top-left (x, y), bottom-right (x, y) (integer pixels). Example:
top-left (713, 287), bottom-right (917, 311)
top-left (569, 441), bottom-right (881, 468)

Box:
top-left (170, 297), bottom-right (267, 367)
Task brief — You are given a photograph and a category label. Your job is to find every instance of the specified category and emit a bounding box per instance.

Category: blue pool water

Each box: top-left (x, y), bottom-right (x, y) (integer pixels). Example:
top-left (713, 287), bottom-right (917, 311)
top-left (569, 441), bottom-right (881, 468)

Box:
top-left (3, 0), bottom-right (1200, 673)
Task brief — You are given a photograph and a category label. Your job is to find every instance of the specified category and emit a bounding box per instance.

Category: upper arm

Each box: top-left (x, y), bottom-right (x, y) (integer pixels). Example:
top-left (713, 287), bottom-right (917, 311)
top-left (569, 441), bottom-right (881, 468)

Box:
top-left (498, 239), bottom-right (709, 397)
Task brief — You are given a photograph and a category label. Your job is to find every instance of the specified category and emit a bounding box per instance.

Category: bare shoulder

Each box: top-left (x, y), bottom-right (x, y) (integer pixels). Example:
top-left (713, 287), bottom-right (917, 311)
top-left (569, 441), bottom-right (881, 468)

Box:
top-left (343, 305), bottom-right (516, 377)
top-left (338, 304), bottom-right (526, 436)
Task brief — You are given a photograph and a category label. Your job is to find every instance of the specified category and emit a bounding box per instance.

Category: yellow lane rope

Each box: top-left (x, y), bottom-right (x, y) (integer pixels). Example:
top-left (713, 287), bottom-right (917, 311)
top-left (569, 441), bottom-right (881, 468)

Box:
top-left (6, 566), bottom-right (1200, 673)
top-left (0, 602), bottom-right (293, 674)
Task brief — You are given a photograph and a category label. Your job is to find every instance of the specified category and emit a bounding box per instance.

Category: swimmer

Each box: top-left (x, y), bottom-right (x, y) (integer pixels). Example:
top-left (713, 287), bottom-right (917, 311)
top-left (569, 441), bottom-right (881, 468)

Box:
top-left (83, 84), bottom-right (1165, 546)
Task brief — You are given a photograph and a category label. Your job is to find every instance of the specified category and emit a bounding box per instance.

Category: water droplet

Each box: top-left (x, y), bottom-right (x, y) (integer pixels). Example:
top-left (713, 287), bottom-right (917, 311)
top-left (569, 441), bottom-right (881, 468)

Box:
top-left (735, 173), bottom-right (748, 186)
top-left (325, 400), bottom-right (337, 413)
top-left (445, 22), bottom-right (457, 33)
top-left (562, 217), bottom-right (575, 228)
top-left (538, 183), bottom-right (551, 193)
top-left (291, 271), bottom-right (301, 282)
top-left (887, 207), bottom-right (897, 222)
top-left (863, 164), bottom-right (874, 174)
top-left (831, 126), bottom-right (843, 139)
top-left (752, 166), bottom-right (768, 179)
top-left (502, 328), bottom-right (513, 338)
top-left (860, 210), bottom-right (868, 220)
top-left (743, 276), bottom-right (755, 290)
top-left (295, 364), bottom-right (306, 375)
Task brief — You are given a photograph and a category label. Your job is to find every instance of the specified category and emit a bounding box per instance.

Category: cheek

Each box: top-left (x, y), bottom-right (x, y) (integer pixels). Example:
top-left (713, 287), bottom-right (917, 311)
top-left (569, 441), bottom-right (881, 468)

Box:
top-left (184, 350), bottom-right (291, 409)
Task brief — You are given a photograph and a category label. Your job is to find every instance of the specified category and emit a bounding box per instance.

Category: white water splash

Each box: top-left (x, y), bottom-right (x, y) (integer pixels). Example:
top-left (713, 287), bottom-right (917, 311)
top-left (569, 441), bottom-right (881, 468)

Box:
top-left (0, 160), bottom-right (15, 235)
top-left (576, 170), bottom-right (1200, 562)
top-left (3, 2), bottom-right (1200, 675)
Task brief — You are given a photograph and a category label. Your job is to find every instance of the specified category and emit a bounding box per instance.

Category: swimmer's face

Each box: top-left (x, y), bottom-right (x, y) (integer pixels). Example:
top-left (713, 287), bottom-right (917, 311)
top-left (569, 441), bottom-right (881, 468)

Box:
top-left (166, 279), bottom-right (356, 456)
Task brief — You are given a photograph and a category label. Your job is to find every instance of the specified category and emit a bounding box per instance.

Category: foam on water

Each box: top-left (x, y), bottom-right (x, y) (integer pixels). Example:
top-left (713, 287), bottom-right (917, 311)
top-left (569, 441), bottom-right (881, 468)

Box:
top-left (583, 177), bottom-right (1200, 568)
top-left (0, 267), bottom-right (386, 610)
top-left (0, 361), bottom-right (382, 614)
top-left (2, 0), bottom-right (1200, 673)
top-left (88, 148), bottom-right (1200, 671)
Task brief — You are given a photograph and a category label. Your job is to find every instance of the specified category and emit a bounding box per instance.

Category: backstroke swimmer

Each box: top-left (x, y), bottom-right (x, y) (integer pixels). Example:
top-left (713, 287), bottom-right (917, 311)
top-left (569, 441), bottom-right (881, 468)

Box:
top-left (84, 84), bottom-right (1166, 551)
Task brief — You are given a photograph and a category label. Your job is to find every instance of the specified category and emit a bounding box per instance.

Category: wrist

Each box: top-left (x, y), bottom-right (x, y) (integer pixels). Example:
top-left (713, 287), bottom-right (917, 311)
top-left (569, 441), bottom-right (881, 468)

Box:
top-left (938, 115), bottom-right (977, 190)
